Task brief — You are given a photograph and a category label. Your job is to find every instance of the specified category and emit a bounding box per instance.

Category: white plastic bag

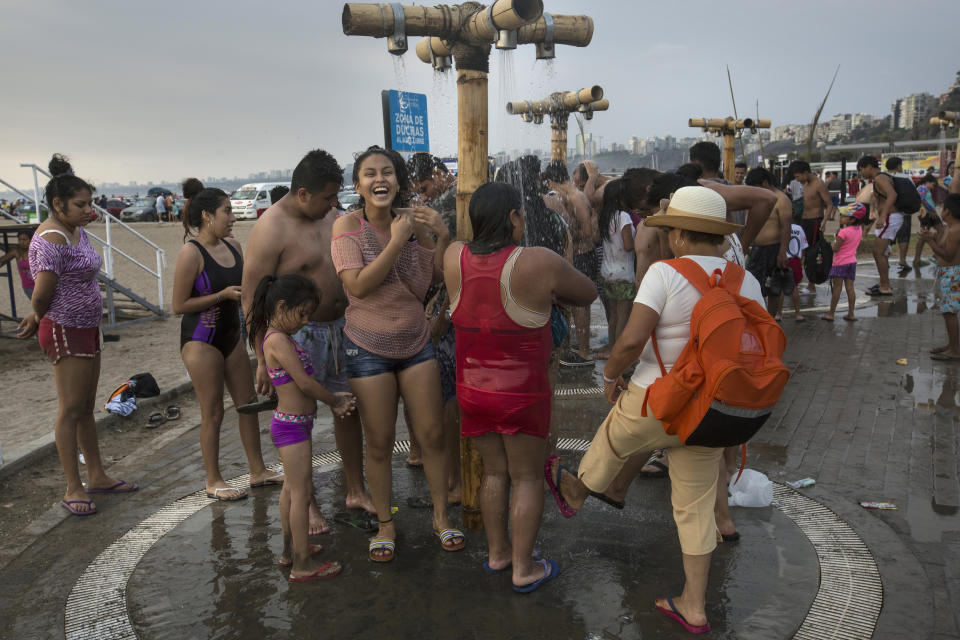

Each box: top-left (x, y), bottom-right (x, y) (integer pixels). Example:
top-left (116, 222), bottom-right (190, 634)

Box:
top-left (727, 468), bottom-right (773, 507)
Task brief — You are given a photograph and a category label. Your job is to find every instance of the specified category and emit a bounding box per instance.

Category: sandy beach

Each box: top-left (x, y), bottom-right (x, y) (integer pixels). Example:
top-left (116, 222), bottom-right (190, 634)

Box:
top-left (0, 219), bottom-right (259, 464)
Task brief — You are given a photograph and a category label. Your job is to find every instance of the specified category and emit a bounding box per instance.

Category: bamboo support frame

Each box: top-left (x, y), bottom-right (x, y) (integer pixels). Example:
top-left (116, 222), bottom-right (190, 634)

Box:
top-left (507, 87), bottom-right (605, 165)
top-left (689, 116), bottom-right (770, 181)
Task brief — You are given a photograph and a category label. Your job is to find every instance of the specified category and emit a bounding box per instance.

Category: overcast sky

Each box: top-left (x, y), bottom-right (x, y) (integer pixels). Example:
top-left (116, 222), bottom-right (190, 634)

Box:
top-left (1, 0), bottom-right (957, 189)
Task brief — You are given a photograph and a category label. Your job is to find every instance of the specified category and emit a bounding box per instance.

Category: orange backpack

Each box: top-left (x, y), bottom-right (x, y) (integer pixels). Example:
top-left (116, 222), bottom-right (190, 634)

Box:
top-left (641, 258), bottom-right (790, 448)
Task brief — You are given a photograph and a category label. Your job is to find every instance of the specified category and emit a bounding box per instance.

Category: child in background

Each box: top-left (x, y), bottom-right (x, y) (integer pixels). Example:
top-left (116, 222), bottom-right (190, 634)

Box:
top-left (0, 230), bottom-right (35, 299)
top-left (783, 222), bottom-right (808, 322)
top-left (247, 274), bottom-right (356, 582)
top-left (823, 203), bottom-right (868, 322)
top-left (922, 194), bottom-right (960, 361)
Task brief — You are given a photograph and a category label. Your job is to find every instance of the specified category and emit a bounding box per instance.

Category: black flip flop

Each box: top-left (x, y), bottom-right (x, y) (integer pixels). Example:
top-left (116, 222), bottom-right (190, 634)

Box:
top-left (146, 412), bottom-right (166, 428)
top-left (237, 395), bottom-right (278, 415)
top-left (163, 405), bottom-right (180, 420)
top-left (588, 491), bottom-right (625, 510)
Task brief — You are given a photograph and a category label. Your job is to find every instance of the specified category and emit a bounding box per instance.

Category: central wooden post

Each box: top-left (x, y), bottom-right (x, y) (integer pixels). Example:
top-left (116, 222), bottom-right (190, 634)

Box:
top-left (722, 132), bottom-right (736, 182)
top-left (551, 112), bottom-right (569, 164)
top-left (688, 116), bottom-right (770, 180)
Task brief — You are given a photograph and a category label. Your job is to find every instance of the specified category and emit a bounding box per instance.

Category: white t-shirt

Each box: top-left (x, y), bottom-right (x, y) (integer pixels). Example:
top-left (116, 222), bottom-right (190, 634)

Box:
top-left (787, 224), bottom-right (808, 259)
top-left (630, 256), bottom-right (764, 388)
top-left (155, 195), bottom-right (166, 212)
top-left (600, 210), bottom-right (635, 282)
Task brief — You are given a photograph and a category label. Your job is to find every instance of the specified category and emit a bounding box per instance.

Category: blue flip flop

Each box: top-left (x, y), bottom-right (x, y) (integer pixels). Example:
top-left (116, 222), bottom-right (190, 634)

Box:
top-left (512, 558), bottom-right (559, 593)
top-left (482, 548), bottom-right (542, 574)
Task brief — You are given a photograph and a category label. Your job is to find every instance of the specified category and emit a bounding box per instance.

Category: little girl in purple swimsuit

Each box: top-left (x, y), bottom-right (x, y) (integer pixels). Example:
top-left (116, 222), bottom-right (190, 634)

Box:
top-left (248, 273), bottom-right (356, 582)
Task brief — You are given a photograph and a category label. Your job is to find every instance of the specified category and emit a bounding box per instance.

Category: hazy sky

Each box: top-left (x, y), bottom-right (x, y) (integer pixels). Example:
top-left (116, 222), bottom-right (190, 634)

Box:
top-left (1, 0), bottom-right (957, 189)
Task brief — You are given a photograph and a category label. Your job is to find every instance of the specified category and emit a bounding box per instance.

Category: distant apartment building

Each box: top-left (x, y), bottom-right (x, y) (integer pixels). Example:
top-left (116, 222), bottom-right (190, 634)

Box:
top-left (891, 92), bottom-right (935, 129)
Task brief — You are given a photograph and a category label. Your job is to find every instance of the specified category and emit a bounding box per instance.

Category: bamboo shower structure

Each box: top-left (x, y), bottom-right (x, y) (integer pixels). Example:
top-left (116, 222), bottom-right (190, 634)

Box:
top-left (342, 0), bottom-right (594, 530)
top-left (688, 117), bottom-right (771, 182)
top-left (506, 86), bottom-right (608, 165)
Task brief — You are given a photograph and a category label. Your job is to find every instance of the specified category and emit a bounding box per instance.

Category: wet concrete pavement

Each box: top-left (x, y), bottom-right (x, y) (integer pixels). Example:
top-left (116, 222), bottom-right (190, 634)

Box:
top-left (1, 259), bottom-right (959, 639)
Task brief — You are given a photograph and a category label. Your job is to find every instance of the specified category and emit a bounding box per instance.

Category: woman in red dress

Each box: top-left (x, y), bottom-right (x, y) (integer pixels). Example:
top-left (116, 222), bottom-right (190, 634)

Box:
top-left (444, 182), bottom-right (596, 592)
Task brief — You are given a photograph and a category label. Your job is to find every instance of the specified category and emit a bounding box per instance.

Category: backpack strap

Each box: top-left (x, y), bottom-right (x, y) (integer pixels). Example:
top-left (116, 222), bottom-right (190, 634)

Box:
top-left (720, 261), bottom-right (745, 293)
top-left (662, 258), bottom-right (713, 294)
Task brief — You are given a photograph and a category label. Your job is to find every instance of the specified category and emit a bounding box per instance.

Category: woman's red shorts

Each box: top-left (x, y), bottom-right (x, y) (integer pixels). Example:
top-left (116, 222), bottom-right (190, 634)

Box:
top-left (37, 317), bottom-right (101, 364)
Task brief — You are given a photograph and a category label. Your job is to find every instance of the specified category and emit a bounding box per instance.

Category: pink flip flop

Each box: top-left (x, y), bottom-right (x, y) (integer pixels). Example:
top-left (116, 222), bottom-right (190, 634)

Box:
top-left (655, 597), bottom-right (711, 634)
top-left (61, 499), bottom-right (98, 516)
top-left (544, 455), bottom-right (578, 518)
top-left (86, 480), bottom-right (139, 494)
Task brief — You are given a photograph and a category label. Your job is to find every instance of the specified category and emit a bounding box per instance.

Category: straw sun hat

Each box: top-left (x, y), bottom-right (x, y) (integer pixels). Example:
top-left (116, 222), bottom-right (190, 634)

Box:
top-left (643, 186), bottom-right (740, 236)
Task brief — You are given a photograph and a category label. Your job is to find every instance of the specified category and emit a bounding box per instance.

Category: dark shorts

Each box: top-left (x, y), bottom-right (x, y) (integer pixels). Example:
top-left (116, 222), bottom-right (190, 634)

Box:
top-left (747, 243), bottom-right (781, 297)
top-left (38, 317), bottom-right (101, 364)
top-left (343, 335), bottom-right (435, 379)
top-left (895, 214), bottom-right (912, 244)
top-left (828, 262), bottom-right (857, 280)
top-left (800, 218), bottom-right (822, 248)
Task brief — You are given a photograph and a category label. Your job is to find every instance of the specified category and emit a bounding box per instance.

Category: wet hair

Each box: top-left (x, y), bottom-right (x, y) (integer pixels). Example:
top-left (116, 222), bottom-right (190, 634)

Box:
top-left (573, 164), bottom-right (588, 185)
top-left (620, 168), bottom-right (660, 210)
top-left (884, 156), bottom-right (903, 172)
top-left (291, 149), bottom-right (343, 195)
top-left (44, 154), bottom-right (95, 216)
top-left (745, 167), bottom-right (775, 187)
top-left (182, 178), bottom-right (204, 200)
top-left (676, 163), bottom-right (703, 182)
top-left (689, 142), bottom-right (721, 174)
top-left (856, 155), bottom-right (879, 170)
top-left (922, 173), bottom-right (938, 185)
top-left (270, 185), bottom-right (290, 202)
top-left (790, 160), bottom-right (811, 175)
top-left (468, 182), bottom-right (522, 255)
top-left (247, 274), bottom-right (320, 350)
top-left (407, 152), bottom-right (448, 183)
top-left (542, 160), bottom-right (569, 185)
top-left (598, 179), bottom-right (626, 243)
top-left (734, 161), bottom-right (748, 170)
top-left (182, 188), bottom-right (228, 241)
top-left (352, 145), bottom-right (411, 210)
top-left (944, 194), bottom-right (960, 221)
top-left (646, 172), bottom-right (698, 208)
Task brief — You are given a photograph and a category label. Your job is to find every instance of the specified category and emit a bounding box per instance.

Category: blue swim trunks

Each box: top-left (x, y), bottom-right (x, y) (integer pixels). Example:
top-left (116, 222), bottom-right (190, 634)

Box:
top-left (292, 318), bottom-right (351, 393)
top-left (935, 265), bottom-right (960, 314)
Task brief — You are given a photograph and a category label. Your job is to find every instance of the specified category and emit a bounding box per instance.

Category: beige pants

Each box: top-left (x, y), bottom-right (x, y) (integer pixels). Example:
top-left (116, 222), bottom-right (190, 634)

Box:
top-left (578, 382), bottom-right (723, 556)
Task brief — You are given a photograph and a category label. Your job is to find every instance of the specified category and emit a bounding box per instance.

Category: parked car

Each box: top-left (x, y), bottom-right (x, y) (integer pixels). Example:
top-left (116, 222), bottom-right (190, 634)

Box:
top-left (104, 199), bottom-right (127, 216)
top-left (120, 198), bottom-right (158, 222)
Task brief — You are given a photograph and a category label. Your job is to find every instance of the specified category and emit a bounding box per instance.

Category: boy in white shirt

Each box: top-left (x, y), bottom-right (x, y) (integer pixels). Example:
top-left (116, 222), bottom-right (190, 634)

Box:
top-left (781, 223), bottom-right (808, 321)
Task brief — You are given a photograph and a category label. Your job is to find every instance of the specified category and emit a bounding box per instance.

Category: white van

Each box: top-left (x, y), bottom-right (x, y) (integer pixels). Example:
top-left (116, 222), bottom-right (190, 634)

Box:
top-left (230, 182), bottom-right (289, 220)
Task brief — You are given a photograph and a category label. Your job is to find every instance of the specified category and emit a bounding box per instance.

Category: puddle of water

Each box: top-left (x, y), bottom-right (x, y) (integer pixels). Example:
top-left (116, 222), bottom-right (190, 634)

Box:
top-left (901, 367), bottom-right (960, 416)
top-left (906, 491), bottom-right (960, 543)
top-left (854, 294), bottom-right (933, 318)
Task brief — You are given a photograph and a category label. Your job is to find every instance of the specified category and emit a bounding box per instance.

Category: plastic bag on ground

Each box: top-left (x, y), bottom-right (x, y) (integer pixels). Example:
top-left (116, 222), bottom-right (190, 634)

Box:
top-left (727, 468), bottom-right (773, 507)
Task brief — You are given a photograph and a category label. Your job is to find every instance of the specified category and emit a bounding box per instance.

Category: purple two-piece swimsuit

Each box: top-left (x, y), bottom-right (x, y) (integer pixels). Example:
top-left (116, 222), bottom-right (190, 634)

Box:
top-left (263, 331), bottom-right (317, 448)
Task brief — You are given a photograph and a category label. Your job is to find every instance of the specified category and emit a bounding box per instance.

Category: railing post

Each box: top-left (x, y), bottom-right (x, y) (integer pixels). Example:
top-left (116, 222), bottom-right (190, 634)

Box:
top-left (31, 166), bottom-right (42, 222)
top-left (104, 213), bottom-right (114, 278)
top-left (156, 250), bottom-right (164, 315)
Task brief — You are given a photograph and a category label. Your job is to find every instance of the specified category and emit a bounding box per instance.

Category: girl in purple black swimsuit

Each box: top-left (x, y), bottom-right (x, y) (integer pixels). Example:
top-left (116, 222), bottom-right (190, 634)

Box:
top-left (248, 273), bottom-right (356, 582)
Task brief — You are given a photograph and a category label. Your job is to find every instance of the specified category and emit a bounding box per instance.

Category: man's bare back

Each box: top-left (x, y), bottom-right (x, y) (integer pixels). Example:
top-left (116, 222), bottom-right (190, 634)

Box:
top-left (754, 190), bottom-right (791, 247)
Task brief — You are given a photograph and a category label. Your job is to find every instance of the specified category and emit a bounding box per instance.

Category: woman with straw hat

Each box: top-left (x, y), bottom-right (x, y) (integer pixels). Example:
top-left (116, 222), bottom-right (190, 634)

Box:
top-left (545, 185), bottom-right (766, 634)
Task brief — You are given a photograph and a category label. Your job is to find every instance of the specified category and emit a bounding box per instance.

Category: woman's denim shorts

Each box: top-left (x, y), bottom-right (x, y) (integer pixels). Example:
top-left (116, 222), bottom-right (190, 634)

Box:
top-left (343, 335), bottom-right (435, 379)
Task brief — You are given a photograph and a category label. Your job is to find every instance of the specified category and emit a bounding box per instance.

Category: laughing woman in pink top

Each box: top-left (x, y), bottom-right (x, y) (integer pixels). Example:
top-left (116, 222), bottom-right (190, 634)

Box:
top-left (331, 146), bottom-right (462, 563)
top-left (17, 155), bottom-right (137, 517)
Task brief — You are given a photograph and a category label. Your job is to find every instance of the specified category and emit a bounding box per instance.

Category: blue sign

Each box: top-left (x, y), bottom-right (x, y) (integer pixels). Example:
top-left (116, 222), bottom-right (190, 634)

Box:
top-left (383, 90), bottom-right (429, 153)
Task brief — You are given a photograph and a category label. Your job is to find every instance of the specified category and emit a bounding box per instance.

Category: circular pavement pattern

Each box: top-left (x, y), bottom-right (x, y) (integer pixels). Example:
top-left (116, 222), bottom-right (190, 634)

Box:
top-left (64, 439), bottom-right (881, 640)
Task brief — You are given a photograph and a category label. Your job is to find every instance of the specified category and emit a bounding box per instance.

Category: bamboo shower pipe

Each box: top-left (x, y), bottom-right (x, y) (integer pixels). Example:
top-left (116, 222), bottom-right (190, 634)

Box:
top-left (688, 116), bottom-right (771, 182)
top-left (343, 0), bottom-right (594, 531)
top-left (506, 86), bottom-right (608, 165)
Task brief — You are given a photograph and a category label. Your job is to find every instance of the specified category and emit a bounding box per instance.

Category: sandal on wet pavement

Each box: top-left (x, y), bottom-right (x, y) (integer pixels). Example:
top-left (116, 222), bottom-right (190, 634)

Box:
top-left (205, 487), bottom-right (247, 501)
top-left (86, 480), bottom-right (139, 494)
top-left (435, 528), bottom-right (466, 552)
top-left (640, 450), bottom-right (668, 478)
top-left (288, 561), bottom-right (342, 582)
top-left (277, 544), bottom-right (323, 567)
top-left (60, 499), bottom-right (97, 516)
top-left (250, 473), bottom-right (284, 488)
top-left (512, 559), bottom-right (559, 593)
top-left (163, 405), bottom-right (180, 420)
top-left (655, 597), bottom-right (711, 634)
top-left (544, 455), bottom-right (579, 518)
top-left (368, 538), bottom-right (396, 563)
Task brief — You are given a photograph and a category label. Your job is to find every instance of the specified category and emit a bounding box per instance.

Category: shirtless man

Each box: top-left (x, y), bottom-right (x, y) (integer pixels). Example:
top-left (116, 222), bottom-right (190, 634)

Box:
top-left (744, 167), bottom-right (793, 315)
top-left (544, 161), bottom-right (596, 365)
top-left (242, 150), bottom-right (375, 532)
top-left (790, 160), bottom-right (837, 291)
top-left (856, 155), bottom-right (900, 296)
top-left (921, 194), bottom-right (960, 359)
top-left (575, 161), bottom-right (613, 213)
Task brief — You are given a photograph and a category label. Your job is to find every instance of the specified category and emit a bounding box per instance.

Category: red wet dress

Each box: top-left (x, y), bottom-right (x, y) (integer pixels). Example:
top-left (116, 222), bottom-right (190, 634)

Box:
top-left (451, 245), bottom-right (553, 439)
